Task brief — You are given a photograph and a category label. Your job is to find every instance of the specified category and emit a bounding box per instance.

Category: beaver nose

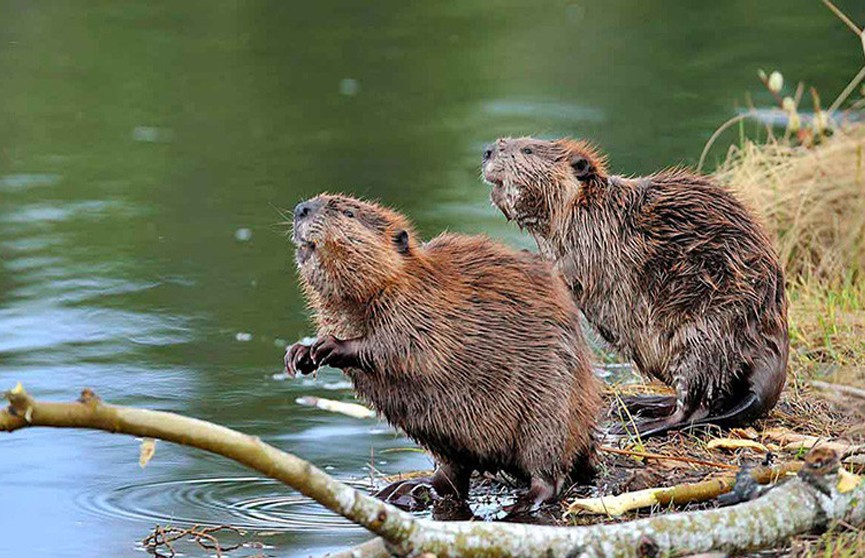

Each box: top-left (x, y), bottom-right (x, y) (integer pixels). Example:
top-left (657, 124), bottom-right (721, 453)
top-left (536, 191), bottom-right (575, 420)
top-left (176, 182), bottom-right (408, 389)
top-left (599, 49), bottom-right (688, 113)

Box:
top-left (294, 199), bottom-right (322, 221)
top-left (482, 143), bottom-right (495, 163)
top-left (294, 202), bottom-right (312, 220)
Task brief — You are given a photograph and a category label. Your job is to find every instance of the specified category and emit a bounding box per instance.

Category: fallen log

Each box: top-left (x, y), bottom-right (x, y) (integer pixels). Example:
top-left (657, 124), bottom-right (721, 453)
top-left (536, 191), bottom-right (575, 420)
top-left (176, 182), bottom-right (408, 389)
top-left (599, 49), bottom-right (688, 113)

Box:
top-left (2, 384), bottom-right (863, 558)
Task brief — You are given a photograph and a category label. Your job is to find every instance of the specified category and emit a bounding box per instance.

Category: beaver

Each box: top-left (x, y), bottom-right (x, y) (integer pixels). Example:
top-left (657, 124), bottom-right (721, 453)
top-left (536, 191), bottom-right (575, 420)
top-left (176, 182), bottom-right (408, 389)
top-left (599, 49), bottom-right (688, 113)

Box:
top-left (285, 193), bottom-right (600, 507)
top-left (482, 137), bottom-right (789, 438)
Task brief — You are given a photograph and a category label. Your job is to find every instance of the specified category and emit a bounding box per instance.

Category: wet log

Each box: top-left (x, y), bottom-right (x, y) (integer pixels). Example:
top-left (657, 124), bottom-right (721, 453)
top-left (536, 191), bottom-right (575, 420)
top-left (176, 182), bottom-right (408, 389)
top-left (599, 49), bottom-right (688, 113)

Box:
top-left (2, 384), bottom-right (863, 558)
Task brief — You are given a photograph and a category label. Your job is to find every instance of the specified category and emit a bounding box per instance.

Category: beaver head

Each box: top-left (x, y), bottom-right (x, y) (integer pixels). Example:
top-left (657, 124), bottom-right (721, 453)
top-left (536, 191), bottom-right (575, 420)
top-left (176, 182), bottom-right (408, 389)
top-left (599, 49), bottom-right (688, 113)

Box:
top-left (292, 194), bottom-right (418, 302)
top-left (482, 137), bottom-right (608, 235)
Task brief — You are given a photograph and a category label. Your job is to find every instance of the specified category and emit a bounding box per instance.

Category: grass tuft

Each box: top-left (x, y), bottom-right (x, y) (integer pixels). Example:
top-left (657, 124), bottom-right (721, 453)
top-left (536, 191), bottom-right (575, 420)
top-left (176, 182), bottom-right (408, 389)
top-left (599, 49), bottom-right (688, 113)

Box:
top-left (716, 124), bottom-right (865, 284)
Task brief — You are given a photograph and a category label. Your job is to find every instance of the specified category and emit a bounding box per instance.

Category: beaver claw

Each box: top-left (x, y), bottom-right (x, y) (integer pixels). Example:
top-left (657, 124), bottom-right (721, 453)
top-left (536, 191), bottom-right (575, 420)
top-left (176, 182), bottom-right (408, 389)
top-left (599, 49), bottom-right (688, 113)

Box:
top-left (285, 343), bottom-right (316, 377)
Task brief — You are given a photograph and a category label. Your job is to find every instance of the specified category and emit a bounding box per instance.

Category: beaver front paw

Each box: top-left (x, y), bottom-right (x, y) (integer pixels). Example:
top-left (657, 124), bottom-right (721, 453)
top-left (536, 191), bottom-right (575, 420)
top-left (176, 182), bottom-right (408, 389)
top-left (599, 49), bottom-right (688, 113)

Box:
top-left (310, 335), bottom-right (361, 370)
top-left (285, 343), bottom-right (317, 377)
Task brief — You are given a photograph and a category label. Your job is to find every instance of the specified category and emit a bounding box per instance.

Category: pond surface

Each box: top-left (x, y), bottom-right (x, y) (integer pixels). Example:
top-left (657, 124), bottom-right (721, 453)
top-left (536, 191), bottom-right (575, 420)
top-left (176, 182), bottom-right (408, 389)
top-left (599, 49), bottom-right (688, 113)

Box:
top-left (1, 1), bottom-right (862, 556)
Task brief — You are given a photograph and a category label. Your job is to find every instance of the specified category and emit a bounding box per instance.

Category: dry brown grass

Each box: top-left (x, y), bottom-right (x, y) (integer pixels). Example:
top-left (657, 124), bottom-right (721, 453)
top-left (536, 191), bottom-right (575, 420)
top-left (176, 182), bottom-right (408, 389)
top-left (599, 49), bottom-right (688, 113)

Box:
top-left (716, 124), bottom-right (865, 284)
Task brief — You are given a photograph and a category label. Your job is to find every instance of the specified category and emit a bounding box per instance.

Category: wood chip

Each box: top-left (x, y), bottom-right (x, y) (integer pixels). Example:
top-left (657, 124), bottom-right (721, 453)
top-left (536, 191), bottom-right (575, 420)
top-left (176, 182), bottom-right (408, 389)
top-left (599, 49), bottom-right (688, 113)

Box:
top-left (295, 396), bottom-right (376, 419)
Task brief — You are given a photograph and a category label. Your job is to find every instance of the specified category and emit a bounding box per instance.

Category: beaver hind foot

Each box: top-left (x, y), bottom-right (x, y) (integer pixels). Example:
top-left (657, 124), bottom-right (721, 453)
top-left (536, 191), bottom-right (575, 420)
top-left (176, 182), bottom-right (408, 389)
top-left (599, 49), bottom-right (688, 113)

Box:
top-left (611, 391), bottom-right (766, 438)
top-left (618, 394), bottom-right (678, 420)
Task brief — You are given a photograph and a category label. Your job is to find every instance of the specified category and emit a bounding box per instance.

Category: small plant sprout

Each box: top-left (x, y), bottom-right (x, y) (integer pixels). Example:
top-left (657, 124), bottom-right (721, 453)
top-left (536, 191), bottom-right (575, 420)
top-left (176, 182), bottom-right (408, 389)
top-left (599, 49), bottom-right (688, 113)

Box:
top-left (758, 68), bottom-right (786, 104)
top-left (768, 71), bottom-right (784, 94)
top-left (782, 96), bottom-right (801, 133)
top-left (787, 112), bottom-right (802, 134)
top-left (811, 88), bottom-right (830, 137)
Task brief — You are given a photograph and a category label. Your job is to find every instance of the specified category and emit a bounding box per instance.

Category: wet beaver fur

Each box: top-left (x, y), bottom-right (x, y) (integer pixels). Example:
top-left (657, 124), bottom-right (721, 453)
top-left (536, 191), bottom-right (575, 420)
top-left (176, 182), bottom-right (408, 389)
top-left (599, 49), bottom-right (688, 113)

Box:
top-left (482, 137), bottom-right (789, 438)
top-left (285, 193), bottom-right (600, 507)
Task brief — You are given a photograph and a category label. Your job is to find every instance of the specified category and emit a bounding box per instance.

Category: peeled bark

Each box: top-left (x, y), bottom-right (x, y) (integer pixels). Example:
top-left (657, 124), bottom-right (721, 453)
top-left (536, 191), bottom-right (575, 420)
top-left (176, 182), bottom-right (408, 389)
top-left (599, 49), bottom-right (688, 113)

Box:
top-left (566, 461), bottom-right (804, 516)
top-left (2, 385), bottom-right (863, 558)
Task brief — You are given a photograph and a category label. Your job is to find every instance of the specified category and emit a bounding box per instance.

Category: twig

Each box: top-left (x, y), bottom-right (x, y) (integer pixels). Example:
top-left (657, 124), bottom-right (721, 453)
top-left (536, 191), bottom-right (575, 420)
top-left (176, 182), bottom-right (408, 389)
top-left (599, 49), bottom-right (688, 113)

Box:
top-left (143, 525), bottom-right (177, 557)
top-left (296, 395), bottom-right (376, 419)
top-left (698, 112), bottom-right (755, 172)
top-left (566, 461), bottom-right (803, 517)
top-left (810, 380), bottom-right (865, 400)
top-left (378, 469), bottom-right (435, 484)
top-left (599, 445), bottom-right (739, 471)
top-left (142, 524), bottom-right (249, 558)
top-left (761, 428), bottom-right (865, 459)
top-left (608, 386), bottom-right (646, 450)
top-left (828, 65), bottom-right (865, 114)
top-left (821, 0), bottom-right (862, 36)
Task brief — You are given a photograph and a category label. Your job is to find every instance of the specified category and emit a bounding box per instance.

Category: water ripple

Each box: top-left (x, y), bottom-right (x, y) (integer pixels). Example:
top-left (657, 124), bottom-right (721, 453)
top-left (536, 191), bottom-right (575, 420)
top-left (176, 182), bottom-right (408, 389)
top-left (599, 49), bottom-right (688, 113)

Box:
top-left (76, 476), bottom-right (370, 532)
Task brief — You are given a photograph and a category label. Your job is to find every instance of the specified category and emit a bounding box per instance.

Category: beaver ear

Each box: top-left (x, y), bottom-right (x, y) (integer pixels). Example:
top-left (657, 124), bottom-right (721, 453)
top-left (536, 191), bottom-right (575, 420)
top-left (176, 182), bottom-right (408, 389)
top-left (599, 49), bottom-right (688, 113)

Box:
top-left (570, 156), bottom-right (593, 180)
top-left (394, 229), bottom-right (410, 254)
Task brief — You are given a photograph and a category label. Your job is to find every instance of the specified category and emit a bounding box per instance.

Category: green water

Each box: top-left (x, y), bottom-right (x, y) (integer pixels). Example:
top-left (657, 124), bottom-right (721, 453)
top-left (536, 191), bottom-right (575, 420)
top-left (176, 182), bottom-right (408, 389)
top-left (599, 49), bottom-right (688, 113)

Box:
top-left (1, 1), bottom-right (862, 556)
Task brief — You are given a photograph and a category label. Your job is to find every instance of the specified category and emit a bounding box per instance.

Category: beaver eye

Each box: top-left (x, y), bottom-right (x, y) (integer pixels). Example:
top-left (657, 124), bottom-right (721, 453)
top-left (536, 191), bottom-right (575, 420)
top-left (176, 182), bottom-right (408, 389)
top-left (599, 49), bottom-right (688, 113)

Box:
top-left (522, 147), bottom-right (533, 155)
top-left (343, 209), bottom-right (354, 218)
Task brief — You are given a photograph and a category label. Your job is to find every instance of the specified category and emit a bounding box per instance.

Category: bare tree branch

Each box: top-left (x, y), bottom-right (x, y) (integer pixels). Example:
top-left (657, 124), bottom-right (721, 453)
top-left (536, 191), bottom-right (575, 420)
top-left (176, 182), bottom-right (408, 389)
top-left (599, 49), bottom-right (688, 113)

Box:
top-left (0, 384), bottom-right (416, 548)
top-left (3, 385), bottom-right (863, 558)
